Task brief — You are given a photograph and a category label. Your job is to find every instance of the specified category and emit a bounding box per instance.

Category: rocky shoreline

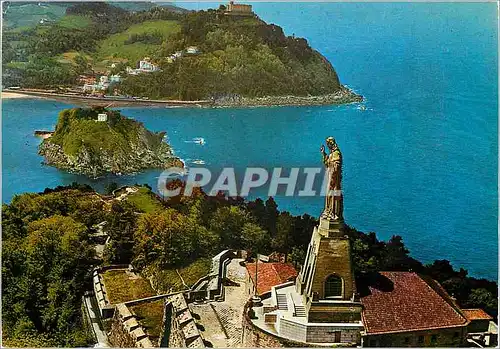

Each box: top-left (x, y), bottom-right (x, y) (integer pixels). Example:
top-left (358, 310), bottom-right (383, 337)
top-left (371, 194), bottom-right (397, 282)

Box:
top-left (213, 86), bottom-right (363, 107)
top-left (39, 140), bottom-right (183, 178)
top-left (6, 86), bottom-right (362, 108)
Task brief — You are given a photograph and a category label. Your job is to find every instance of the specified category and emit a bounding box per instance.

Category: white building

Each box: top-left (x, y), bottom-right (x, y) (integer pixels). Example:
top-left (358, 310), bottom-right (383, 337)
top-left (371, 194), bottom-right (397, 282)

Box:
top-left (126, 58), bottom-right (160, 74)
top-left (138, 59), bottom-right (159, 72)
top-left (186, 46), bottom-right (200, 55)
top-left (97, 113), bottom-right (108, 122)
top-left (109, 74), bottom-right (121, 83)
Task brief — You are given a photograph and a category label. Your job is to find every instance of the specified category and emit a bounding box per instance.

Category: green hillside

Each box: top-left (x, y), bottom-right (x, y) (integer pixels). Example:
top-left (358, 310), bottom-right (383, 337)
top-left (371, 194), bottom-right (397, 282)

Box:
top-left (2, 3), bottom-right (184, 87)
top-left (56, 14), bottom-right (93, 29)
top-left (1, 1), bottom-right (185, 30)
top-left (119, 9), bottom-right (344, 100)
top-left (96, 20), bottom-right (181, 64)
top-left (2, 2), bottom-right (68, 30)
top-left (3, 2), bottom-right (359, 103)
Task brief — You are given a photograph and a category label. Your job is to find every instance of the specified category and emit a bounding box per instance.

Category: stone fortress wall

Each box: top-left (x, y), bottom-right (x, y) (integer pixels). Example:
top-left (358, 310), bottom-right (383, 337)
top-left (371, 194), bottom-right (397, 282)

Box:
top-left (109, 303), bottom-right (155, 348)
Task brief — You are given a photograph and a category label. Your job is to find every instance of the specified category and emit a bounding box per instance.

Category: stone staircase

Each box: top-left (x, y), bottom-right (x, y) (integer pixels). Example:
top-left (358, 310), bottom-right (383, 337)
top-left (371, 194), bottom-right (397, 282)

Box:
top-left (277, 294), bottom-right (288, 310)
top-left (294, 304), bottom-right (306, 317)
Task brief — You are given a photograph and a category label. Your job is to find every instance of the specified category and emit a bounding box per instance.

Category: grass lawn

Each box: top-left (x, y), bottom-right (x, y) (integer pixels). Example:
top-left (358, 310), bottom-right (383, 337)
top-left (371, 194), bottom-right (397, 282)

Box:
top-left (126, 187), bottom-right (164, 213)
top-left (152, 258), bottom-right (212, 293)
top-left (5, 61), bottom-right (28, 69)
top-left (153, 269), bottom-right (185, 293)
top-left (56, 51), bottom-right (93, 65)
top-left (57, 15), bottom-right (92, 29)
top-left (130, 299), bottom-right (165, 343)
top-left (95, 20), bottom-right (180, 64)
top-left (179, 258), bottom-right (212, 286)
top-left (102, 269), bottom-right (156, 304)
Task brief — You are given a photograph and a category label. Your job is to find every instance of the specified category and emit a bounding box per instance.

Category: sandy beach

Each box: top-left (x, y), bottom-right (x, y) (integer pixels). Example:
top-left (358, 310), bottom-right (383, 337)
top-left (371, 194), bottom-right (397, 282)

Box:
top-left (1, 91), bottom-right (37, 99)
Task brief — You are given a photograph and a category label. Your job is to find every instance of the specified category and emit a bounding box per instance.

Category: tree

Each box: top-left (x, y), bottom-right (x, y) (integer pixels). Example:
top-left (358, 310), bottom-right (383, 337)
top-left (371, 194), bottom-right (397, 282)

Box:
top-left (380, 235), bottom-right (412, 270)
top-left (104, 182), bottom-right (119, 195)
top-left (133, 209), bottom-right (201, 268)
top-left (263, 197), bottom-right (279, 236)
top-left (241, 222), bottom-right (270, 253)
top-left (73, 54), bottom-right (91, 75)
top-left (467, 288), bottom-right (497, 317)
top-left (208, 206), bottom-right (252, 249)
top-left (272, 212), bottom-right (294, 253)
top-left (289, 246), bottom-right (306, 267)
top-left (2, 215), bottom-right (95, 347)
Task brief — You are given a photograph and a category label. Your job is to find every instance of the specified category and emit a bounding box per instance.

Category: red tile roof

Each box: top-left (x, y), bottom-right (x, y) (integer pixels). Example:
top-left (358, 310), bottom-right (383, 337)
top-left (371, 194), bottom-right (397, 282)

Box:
top-left (360, 272), bottom-right (468, 334)
top-left (462, 309), bottom-right (493, 321)
top-left (246, 262), bottom-right (297, 295)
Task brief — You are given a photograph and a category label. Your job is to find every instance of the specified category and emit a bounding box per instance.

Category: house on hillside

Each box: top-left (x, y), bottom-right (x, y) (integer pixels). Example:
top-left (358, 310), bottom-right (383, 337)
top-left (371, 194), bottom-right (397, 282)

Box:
top-left (167, 51), bottom-right (184, 63)
top-left (97, 113), bottom-right (108, 122)
top-left (78, 75), bottom-right (97, 85)
top-left (138, 58), bottom-right (159, 72)
top-left (126, 58), bottom-right (160, 74)
top-left (245, 261), bottom-right (297, 296)
top-left (186, 46), bottom-right (200, 55)
top-left (82, 75), bottom-right (115, 94)
top-left (109, 74), bottom-right (121, 83)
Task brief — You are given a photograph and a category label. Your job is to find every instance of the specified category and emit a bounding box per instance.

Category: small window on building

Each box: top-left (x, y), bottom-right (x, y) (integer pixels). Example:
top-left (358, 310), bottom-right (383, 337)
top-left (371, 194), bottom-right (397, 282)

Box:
top-left (325, 274), bottom-right (343, 297)
top-left (431, 335), bottom-right (437, 344)
top-left (369, 339), bottom-right (377, 347)
top-left (453, 332), bottom-right (459, 338)
top-left (418, 336), bottom-right (424, 344)
top-left (404, 337), bottom-right (410, 344)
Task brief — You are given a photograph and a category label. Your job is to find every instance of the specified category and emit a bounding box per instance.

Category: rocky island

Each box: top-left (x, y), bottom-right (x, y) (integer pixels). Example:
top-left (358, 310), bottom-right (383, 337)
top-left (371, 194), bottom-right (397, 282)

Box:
top-left (38, 107), bottom-right (182, 177)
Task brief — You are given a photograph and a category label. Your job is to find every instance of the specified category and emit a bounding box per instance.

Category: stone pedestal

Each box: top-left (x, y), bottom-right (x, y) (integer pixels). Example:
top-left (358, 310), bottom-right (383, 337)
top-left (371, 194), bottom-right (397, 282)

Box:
top-left (318, 217), bottom-right (346, 238)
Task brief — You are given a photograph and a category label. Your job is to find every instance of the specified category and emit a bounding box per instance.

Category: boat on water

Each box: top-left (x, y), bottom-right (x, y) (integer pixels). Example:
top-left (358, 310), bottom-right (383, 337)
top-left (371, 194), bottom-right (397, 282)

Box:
top-left (193, 137), bottom-right (205, 145)
top-left (192, 159), bottom-right (205, 165)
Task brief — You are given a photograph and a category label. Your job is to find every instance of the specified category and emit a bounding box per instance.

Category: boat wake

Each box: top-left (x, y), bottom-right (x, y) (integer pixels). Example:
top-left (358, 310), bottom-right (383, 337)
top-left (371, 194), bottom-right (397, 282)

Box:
top-left (184, 137), bottom-right (206, 145)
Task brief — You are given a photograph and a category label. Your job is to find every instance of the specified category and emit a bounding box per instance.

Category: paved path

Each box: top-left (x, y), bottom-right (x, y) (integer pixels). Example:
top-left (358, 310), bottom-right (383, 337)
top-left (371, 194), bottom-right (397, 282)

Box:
top-left (83, 295), bottom-right (110, 347)
top-left (189, 302), bottom-right (229, 347)
top-left (209, 258), bottom-right (249, 347)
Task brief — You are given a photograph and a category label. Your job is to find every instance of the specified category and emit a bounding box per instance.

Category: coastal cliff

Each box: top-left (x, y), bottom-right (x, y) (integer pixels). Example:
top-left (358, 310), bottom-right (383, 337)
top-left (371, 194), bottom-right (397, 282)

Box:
top-left (38, 107), bottom-right (182, 177)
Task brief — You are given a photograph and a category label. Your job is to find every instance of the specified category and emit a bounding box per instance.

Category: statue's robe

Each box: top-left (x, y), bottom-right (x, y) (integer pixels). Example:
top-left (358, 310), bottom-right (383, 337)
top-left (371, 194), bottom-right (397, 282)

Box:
top-left (323, 147), bottom-right (343, 221)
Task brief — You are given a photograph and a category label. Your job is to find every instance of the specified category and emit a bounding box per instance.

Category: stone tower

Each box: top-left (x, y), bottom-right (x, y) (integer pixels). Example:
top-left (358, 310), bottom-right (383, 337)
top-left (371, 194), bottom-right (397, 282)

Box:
top-left (295, 137), bottom-right (362, 323)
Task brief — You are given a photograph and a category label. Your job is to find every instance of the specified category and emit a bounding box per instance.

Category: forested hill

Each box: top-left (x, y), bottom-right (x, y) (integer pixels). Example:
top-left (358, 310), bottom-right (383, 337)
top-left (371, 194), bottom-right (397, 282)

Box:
top-left (2, 183), bottom-right (497, 346)
top-left (119, 8), bottom-right (344, 100)
top-left (3, 2), bottom-right (352, 101)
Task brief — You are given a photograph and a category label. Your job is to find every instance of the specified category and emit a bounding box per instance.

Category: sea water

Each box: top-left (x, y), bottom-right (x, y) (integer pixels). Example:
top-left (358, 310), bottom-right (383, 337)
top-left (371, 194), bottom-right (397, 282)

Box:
top-left (2, 2), bottom-right (497, 279)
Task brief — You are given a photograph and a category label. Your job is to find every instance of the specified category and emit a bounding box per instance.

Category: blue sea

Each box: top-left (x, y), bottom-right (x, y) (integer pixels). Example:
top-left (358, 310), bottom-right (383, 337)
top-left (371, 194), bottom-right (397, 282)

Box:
top-left (2, 3), bottom-right (498, 280)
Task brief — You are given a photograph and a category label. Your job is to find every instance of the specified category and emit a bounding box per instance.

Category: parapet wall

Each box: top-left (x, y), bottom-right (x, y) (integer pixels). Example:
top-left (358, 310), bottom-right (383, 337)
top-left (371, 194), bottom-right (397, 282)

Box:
top-left (242, 300), bottom-right (312, 348)
top-left (168, 293), bottom-right (205, 348)
top-left (93, 266), bottom-right (130, 318)
top-left (108, 303), bottom-right (154, 348)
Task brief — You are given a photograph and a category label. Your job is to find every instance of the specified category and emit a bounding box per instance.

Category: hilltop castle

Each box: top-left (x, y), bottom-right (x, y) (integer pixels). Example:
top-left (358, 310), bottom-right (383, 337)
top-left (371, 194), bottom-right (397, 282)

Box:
top-left (224, 1), bottom-right (254, 16)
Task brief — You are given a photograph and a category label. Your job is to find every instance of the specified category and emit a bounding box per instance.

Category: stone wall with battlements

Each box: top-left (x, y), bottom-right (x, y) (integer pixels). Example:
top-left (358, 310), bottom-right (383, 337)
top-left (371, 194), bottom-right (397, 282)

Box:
top-left (108, 303), bottom-right (155, 348)
top-left (167, 293), bottom-right (205, 348)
